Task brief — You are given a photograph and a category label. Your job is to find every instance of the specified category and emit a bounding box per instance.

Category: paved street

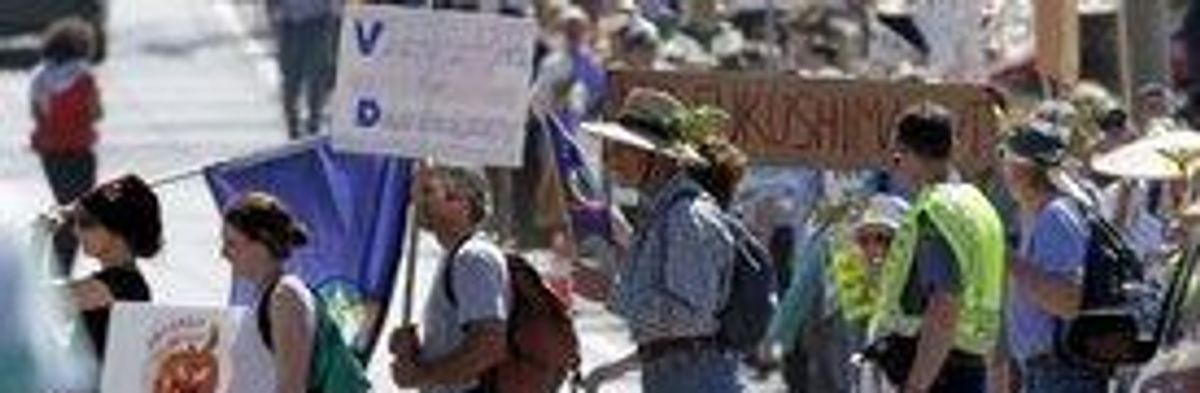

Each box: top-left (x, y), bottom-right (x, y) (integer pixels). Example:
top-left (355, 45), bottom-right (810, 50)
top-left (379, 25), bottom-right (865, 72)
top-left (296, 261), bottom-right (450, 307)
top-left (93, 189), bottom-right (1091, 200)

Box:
top-left (0, 0), bottom-right (782, 391)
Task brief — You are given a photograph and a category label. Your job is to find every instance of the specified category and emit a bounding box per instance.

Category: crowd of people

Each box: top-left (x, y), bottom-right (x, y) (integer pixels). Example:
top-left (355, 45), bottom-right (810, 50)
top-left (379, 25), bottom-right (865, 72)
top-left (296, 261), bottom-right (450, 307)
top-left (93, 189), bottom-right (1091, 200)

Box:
top-left (14, 0), bottom-right (1200, 392)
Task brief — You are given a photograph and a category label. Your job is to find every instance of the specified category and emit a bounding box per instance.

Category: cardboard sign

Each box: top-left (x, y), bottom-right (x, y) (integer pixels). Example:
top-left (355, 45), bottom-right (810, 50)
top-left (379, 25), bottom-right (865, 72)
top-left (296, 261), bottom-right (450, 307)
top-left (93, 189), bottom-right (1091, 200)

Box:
top-left (1035, 0), bottom-right (1080, 86)
top-left (101, 303), bottom-right (257, 393)
top-left (607, 70), bottom-right (1000, 173)
top-left (331, 6), bottom-right (537, 167)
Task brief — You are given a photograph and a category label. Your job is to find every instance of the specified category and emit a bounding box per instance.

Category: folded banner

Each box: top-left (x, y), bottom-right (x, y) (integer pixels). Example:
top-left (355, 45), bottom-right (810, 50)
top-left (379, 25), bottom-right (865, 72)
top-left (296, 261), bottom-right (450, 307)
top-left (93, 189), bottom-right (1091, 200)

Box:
top-left (203, 137), bottom-right (411, 354)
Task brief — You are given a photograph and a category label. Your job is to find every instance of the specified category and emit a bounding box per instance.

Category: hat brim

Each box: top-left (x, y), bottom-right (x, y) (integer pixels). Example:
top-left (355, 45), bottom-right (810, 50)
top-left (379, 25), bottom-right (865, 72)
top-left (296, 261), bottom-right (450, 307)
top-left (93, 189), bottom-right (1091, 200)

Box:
top-left (1091, 131), bottom-right (1200, 180)
top-left (854, 219), bottom-right (899, 232)
top-left (582, 122), bottom-right (707, 165)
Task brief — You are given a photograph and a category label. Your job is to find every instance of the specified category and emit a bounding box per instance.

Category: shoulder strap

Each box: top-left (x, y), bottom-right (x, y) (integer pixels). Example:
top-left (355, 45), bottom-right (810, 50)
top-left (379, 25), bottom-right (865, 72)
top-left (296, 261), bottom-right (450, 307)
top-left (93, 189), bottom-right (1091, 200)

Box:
top-left (441, 233), bottom-right (485, 308)
top-left (257, 280), bottom-right (281, 351)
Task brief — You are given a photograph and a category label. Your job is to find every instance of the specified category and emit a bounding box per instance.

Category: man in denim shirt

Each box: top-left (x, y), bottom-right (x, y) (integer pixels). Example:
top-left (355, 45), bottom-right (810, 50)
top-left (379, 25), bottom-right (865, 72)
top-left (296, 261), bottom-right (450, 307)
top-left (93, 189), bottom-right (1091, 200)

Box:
top-left (998, 125), bottom-right (1110, 392)
top-left (583, 88), bottom-right (740, 392)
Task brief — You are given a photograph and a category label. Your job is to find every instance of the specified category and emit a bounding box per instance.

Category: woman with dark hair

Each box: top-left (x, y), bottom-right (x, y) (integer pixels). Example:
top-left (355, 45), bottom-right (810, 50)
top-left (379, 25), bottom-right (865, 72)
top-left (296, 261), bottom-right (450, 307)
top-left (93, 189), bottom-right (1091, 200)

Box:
top-left (67, 174), bottom-right (161, 362)
top-left (223, 192), bottom-right (369, 392)
top-left (220, 192), bottom-right (317, 393)
top-left (31, 17), bottom-right (104, 276)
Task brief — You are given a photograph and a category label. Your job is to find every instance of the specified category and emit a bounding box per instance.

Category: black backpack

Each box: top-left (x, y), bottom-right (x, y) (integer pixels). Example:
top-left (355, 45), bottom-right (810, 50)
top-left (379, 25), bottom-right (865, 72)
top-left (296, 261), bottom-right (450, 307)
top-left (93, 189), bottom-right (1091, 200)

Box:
top-left (1057, 200), bottom-right (1160, 368)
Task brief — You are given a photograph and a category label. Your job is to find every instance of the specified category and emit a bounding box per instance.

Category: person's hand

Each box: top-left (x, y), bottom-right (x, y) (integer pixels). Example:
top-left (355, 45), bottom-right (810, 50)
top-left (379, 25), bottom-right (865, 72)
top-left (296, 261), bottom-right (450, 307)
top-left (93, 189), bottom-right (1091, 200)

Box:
top-left (390, 356), bottom-right (422, 388)
top-left (71, 279), bottom-right (114, 311)
top-left (388, 325), bottom-right (420, 360)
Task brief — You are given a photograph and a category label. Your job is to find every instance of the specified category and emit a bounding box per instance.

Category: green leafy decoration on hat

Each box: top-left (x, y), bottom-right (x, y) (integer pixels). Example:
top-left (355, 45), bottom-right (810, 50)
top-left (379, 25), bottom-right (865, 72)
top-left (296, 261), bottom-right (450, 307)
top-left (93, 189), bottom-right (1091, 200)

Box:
top-left (672, 105), bottom-right (731, 146)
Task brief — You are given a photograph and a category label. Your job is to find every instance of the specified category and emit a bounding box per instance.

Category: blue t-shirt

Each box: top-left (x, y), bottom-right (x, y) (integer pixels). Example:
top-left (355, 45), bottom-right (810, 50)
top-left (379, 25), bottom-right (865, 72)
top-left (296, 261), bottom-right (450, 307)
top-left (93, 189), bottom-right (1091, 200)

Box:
top-left (1006, 197), bottom-right (1089, 361)
top-left (900, 214), bottom-right (961, 315)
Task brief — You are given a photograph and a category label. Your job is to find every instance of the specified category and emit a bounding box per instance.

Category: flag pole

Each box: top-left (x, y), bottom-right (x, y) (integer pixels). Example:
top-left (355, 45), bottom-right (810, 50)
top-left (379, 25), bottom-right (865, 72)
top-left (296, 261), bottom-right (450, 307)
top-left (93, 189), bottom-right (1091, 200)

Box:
top-left (400, 160), bottom-right (425, 325)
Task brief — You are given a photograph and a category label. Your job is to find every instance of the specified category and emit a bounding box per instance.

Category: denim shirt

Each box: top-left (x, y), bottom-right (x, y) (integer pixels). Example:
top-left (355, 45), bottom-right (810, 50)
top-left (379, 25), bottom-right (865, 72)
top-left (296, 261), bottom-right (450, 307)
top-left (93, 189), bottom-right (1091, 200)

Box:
top-left (612, 175), bottom-right (736, 344)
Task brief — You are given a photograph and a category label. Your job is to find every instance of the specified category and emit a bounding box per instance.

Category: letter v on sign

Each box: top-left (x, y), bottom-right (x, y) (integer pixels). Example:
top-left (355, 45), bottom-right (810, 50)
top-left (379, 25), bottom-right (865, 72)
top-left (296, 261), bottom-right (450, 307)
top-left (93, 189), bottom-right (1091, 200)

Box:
top-left (354, 19), bottom-right (384, 57)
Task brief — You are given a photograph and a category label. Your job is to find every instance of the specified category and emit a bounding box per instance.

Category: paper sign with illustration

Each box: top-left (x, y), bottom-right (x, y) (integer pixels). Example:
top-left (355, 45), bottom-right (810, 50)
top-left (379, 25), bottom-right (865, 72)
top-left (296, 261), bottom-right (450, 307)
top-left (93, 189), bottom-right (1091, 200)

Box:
top-left (331, 6), bottom-right (537, 167)
top-left (101, 303), bottom-right (251, 393)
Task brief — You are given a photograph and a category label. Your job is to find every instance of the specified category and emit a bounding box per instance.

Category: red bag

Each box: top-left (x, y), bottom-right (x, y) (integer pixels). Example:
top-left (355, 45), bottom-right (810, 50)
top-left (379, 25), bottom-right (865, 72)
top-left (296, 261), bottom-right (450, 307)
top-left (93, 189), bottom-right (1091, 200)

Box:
top-left (446, 253), bottom-right (580, 392)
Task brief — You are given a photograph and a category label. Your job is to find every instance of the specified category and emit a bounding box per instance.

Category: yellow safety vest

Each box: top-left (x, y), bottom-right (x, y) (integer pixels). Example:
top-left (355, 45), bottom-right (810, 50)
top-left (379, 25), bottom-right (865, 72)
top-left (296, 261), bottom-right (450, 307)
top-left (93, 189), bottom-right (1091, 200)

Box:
top-left (869, 183), bottom-right (1006, 355)
top-left (830, 238), bottom-right (876, 327)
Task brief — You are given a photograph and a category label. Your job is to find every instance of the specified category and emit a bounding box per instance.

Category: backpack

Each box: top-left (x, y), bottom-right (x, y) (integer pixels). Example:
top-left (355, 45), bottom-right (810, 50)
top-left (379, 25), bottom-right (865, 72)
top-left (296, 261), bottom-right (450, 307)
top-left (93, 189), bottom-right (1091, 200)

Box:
top-left (445, 253), bottom-right (581, 393)
top-left (714, 214), bottom-right (779, 353)
top-left (257, 282), bottom-right (372, 393)
top-left (658, 189), bottom-right (778, 354)
top-left (1057, 200), bottom-right (1160, 368)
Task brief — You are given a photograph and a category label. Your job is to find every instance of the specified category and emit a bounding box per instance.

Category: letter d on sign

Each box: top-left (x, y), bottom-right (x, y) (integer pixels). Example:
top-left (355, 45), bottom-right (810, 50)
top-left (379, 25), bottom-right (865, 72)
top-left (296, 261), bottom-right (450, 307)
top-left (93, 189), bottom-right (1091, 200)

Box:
top-left (354, 19), bottom-right (384, 56)
top-left (356, 98), bottom-right (381, 128)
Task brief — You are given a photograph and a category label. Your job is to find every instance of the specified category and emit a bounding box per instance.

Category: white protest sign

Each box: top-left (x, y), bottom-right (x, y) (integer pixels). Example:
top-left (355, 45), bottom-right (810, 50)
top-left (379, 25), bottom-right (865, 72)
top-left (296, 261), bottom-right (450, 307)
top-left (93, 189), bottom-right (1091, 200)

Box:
top-left (101, 303), bottom-right (257, 393)
top-left (914, 0), bottom-right (986, 81)
top-left (331, 6), bottom-right (538, 167)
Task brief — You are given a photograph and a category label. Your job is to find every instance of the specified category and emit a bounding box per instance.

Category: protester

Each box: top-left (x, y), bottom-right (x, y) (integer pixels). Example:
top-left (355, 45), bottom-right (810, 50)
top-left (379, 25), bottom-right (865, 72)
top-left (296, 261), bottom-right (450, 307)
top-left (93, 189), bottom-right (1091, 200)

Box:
top-left (66, 174), bottom-right (161, 363)
top-left (221, 191), bottom-right (372, 392)
top-left (866, 103), bottom-right (1006, 393)
top-left (389, 166), bottom-right (512, 393)
top-left (30, 17), bottom-right (103, 277)
top-left (579, 88), bottom-right (741, 392)
top-left (220, 192), bottom-right (321, 392)
top-left (608, 16), bottom-right (670, 70)
top-left (661, 0), bottom-right (745, 69)
top-left (1135, 83), bottom-right (1180, 131)
top-left (996, 124), bottom-right (1112, 392)
top-left (769, 193), bottom-right (909, 393)
top-left (265, 0), bottom-right (339, 139)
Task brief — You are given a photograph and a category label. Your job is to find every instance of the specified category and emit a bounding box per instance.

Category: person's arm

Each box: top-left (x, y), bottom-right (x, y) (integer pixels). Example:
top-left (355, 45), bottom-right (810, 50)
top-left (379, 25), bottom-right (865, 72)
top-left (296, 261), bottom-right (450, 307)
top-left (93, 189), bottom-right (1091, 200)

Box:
top-left (395, 247), bottom-right (511, 387)
top-left (1010, 202), bottom-right (1088, 318)
top-left (84, 74), bottom-right (102, 122)
top-left (1010, 257), bottom-right (1082, 318)
top-left (987, 328), bottom-right (1013, 393)
top-left (580, 351), bottom-right (640, 393)
top-left (68, 278), bottom-right (113, 311)
top-left (391, 320), bottom-right (508, 387)
top-left (904, 290), bottom-right (959, 393)
top-left (269, 284), bottom-right (316, 393)
top-left (903, 219), bottom-right (961, 393)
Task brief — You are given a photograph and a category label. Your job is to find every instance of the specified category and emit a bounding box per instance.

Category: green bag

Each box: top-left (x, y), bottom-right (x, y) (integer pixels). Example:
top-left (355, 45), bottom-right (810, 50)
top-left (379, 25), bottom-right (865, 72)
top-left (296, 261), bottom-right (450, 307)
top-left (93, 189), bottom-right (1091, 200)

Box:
top-left (258, 283), bottom-right (371, 393)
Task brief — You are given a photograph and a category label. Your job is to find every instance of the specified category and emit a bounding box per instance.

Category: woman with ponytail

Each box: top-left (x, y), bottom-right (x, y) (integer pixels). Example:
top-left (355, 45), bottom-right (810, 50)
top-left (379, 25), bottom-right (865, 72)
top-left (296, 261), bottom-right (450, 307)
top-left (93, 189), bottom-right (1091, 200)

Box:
top-left (220, 192), bottom-right (316, 393)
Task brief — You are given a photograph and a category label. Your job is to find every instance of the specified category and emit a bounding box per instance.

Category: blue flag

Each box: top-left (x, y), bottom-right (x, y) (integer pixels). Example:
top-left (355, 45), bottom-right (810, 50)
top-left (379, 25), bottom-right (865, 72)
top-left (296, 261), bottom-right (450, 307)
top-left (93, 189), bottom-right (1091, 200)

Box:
top-left (204, 137), bottom-right (411, 351)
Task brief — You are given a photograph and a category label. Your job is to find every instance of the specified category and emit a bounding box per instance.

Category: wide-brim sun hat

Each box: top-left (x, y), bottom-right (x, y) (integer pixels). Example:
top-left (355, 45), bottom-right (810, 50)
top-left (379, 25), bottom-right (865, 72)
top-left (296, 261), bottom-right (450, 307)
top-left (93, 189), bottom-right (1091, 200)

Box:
top-left (582, 88), bottom-right (710, 165)
top-left (1091, 128), bottom-right (1200, 180)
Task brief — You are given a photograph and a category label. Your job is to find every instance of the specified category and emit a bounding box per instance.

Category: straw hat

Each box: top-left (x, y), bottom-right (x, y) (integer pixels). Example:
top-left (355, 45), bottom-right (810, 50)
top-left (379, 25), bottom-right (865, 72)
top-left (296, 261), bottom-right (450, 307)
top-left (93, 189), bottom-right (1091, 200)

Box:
top-left (582, 88), bottom-right (709, 165)
top-left (1091, 130), bottom-right (1200, 180)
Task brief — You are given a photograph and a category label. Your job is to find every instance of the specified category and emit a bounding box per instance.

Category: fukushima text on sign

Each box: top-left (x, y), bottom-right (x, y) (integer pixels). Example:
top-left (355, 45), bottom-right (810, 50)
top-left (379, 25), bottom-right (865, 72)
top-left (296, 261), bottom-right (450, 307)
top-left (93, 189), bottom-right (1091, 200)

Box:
top-left (608, 70), bottom-right (1000, 173)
